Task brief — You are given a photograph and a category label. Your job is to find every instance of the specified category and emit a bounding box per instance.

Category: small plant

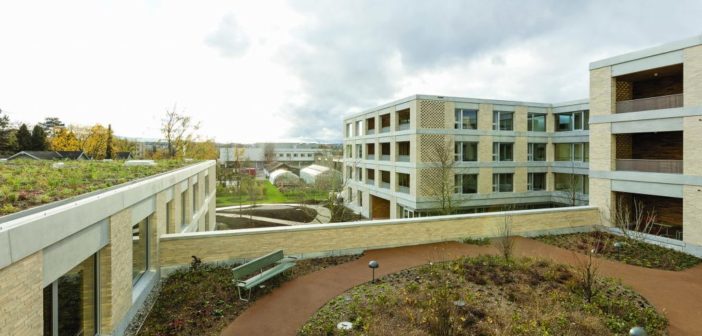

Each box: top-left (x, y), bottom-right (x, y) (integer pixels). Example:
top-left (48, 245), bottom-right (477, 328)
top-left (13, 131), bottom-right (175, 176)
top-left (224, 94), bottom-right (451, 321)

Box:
top-left (495, 205), bottom-right (515, 262)
top-left (190, 255), bottom-right (203, 271)
top-left (461, 237), bottom-right (490, 246)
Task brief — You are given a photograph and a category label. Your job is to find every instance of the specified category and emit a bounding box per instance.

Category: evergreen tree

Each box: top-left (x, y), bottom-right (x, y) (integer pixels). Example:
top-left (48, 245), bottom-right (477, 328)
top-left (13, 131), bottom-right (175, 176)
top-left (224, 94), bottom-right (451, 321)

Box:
top-left (0, 108), bottom-right (12, 154)
top-left (31, 125), bottom-right (48, 150)
top-left (105, 124), bottom-right (113, 159)
top-left (38, 117), bottom-right (65, 137)
top-left (16, 124), bottom-right (32, 151)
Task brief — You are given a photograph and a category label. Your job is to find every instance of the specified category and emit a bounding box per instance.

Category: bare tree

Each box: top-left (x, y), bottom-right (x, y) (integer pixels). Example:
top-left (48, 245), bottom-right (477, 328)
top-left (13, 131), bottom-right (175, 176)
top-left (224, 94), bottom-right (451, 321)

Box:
top-left (161, 105), bottom-right (200, 159)
top-left (572, 229), bottom-right (611, 303)
top-left (610, 195), bottom-right (657, 240)
top-left (263, 143), bottom-right (276, 164)
top-left (495, 204), bottom-right (515, 261)
top-left (421, 138), bottom-right (456, 215)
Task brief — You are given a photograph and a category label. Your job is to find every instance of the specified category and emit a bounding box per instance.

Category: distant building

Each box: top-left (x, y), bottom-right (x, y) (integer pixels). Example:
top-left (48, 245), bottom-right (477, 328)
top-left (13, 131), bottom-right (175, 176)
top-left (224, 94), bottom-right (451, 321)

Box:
top-left (8, 151), bottom-right (90, 161)
top-left (300, 164), bottom-right (342, 186)
top-left (219, 143), bottom-right (339, 170)
top-left (113, 151), bottom-right (133, 160)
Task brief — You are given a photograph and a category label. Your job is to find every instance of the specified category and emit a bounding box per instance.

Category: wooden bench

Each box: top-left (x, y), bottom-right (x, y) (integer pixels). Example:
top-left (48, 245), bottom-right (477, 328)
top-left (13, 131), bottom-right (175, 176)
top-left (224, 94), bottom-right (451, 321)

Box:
top-left (232, 249), bottom-right (296, 301)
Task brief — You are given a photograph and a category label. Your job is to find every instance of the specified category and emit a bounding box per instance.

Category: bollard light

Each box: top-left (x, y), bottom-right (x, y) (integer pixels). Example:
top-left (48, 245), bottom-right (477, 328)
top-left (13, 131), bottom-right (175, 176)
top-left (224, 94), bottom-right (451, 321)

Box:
top-left (629, 326), bottom-right (647, 336)
top-left (368, 260), bottom-right (379, 283)
top-left (613, 241), bottom-right (623, 258)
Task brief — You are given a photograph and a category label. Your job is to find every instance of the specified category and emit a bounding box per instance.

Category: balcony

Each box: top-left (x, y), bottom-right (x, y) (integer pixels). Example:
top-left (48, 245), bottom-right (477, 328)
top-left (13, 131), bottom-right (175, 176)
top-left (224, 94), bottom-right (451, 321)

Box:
top-left (616, 93), bottom-right (683, 113)
top-left (398, 186), bottom-right (410, 194)
top-left (616, 159), bottom-right (682, 174)
top-left (380, 182), bottom-right (390, 189)
top-left (366, 154), bottom-right (375, 160)
top-left (380, 155), bottom-right (390, 161)
top-left (397, 155), bottom-right (409, 162)
top-left (366, 179), bottom-right (375, 186)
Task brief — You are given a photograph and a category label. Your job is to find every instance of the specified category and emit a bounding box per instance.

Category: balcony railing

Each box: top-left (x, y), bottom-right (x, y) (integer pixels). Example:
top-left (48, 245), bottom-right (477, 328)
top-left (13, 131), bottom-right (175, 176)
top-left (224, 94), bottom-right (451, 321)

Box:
top-left (398, 123), bottom-right (410, 131)
top-left (397, 155), bottom-right (410, 162)
top-left (398, 186), bottom-right (410, 194)
top-left (380, 126), bottom-right (391, 133)
top-left (616, 159), bottom-right (682, 174)
top-left (380, 182), bottom-right (390, 189)
top-left (366, 179), bottom-right (375, 186)
top-left (366, 154), bottom-right (375, 160)
top-left (380, 154), bottom-right (390, 161)
top-left (616, 93), bottom-right (683, 113)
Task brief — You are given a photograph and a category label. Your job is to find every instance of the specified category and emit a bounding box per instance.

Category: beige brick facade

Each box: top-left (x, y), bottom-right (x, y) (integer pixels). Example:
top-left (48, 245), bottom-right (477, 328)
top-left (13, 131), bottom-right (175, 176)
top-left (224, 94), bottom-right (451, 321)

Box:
top-left (589, 67), bottom-right (614, 116)
top-left (683, 116), bottom-right (702, 176)
top-left (684, 45), bottom-right (702, 107)
top-left (100, 208), bottom-right (133, 333)
top-left (0, 252), bottom-right (43, 335)
top-left (588, 123), bottom-right (613, 171)
top-left (683, 185), bottom-right (702, 244)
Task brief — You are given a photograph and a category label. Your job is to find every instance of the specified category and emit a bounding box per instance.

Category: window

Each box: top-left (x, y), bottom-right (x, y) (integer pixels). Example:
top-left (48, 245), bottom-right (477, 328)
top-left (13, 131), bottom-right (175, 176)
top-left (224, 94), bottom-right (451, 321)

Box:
top-left (166, 200), bottom-right (173, 233)
top-left (528, 113), bottom-right (546, 132)
top-left (366, 168), bottom-right (375, 183)
top-left (528, 143), bottom-right (546, 161)
top-left (584, 143), bottom-right (589, 162)
top-left (356, 167), bottom-right (362, 181)
top-left (132, 217), bottom-right (149, 283)
top-left (380, 142), bottom-right (390, 160)
top-left (366, 117), bottom-right (375, 133)
top-left (493, 111), bottom-right (513, 131)
top-left (492, 173), bottom-right (513, 192)
top-left (293, 153), bottom-right (298, 157)
top-left (356, 120), bottom-right (363, 136)
top-left (380, 170), bottom-right (390, 188)
top-left (346, 123), bottom-right (353, 137)
top-left (528, 173), bottom-right (546, 191)
top-left (455, 142), bottom-right (478, 161)
top-left (43, 254), bottom-right (98, 336)
top-left (555, 143), bottom-right (587, 161)
top-left (555, 173), bottom-right (586, 193)
top-left (397, 109), bottom-right (410, 130)
top-left (555, 111), bottom-right (589, 132)
top-left (346, 145), bottom-right (352, 158)
top-left (397, 141), bottom-right (410, 161)
top-left (454, 174), bottom-right (477, 194)
top-left (492, 142), bottom-right (513, 161)
top-left (357, 190), bottom-right (363, 206)
top-left (397, 173), bottom-right (410, 193)
top-left (192, 182), bottom-right (198, 216)
top-left (356, 144), bottom-right (362, 158)
top-left (205, 176), bottom-right (210, 195)
top-left (181, 191), bottom-right (187, 229)
top-left (455, 109), bottom-right (478, 130)
top-left (380, 114), bottom-right (391, 132)
top-left (346, 166), bottom-right (352, 179)
top-left (366, 143), bottom-right (375, 159)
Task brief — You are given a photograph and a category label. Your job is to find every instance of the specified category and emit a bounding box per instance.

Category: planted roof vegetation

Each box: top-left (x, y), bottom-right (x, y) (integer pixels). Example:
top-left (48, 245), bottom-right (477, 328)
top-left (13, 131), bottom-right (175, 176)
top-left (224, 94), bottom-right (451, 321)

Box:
top-left (0, 160), bottom-right (193, 216)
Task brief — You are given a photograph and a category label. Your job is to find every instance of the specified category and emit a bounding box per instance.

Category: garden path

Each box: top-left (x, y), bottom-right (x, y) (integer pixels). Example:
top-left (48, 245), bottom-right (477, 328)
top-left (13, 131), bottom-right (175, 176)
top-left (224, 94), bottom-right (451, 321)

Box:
top-left (216, 203), bottom-right (332, 225)
top-left (221, 238), bottom-right (702, 336)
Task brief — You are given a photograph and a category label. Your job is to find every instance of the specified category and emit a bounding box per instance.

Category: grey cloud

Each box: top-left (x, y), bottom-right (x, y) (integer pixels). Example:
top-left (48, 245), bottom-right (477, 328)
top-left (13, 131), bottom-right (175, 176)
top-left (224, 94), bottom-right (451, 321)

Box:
top-left (280, 0), bottom-right (702, 141)
top-left (205, 14), bottom-right (249, 57)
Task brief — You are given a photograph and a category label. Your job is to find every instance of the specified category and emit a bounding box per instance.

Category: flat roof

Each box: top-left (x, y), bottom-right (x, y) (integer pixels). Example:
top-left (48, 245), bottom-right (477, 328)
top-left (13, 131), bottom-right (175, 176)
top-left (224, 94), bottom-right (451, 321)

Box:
top-left (590, 34), bottom-right (702, 70)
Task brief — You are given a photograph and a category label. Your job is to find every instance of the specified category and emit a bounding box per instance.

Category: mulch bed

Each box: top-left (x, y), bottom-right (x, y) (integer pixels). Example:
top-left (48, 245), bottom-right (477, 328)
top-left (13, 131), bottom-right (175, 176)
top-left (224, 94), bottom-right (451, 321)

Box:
top-left (137, 254), bottom-right (361, 336)
top-left (216, 216), bottom-right (285, 230)
top-left (219, 206), bottom-right (317, 223)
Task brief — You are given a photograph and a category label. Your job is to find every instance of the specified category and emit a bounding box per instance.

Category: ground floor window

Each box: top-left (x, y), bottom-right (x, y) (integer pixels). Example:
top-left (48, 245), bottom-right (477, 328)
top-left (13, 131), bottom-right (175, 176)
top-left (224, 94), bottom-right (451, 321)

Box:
top-left (492, 173), bottom-right (513, 192)
top-left (133, 217), bottom-right (149, 283)
top-left (528, 173), bottom-right (546, 191)
top-left (454, 174), bottom-right (477, 194)
top-left (43, 254), bottom-right (98, 336)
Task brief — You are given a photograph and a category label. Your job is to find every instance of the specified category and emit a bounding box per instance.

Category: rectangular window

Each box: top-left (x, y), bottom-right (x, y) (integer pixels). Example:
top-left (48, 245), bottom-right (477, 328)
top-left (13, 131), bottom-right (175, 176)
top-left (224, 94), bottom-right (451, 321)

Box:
top-left (528, 173), bottom-right (546, 191)
top-left (181, 191), bottom-right (187, 229)
top-left (555, 173), bottom-right (586, 193)
top-left (356, 120), bottom-right (363, 136)
top-left (356, 167), bottom-right (362, 181)
top-left (555, 143), bottom-right (587, 161)
top-left (584, 143), bottom-right (589, 162)
top-left (166, 200), bottom-right (173, 233)
top-left (555, 143), bottom-right (572, 161)
top-left (346, 166), bottom-right (352, 180)
top-left (493, 111), bottom-right (513, 131)
top-left (380, 114), bottom-right (391, 132)
top-left (43, 254), bottom-right (98, 336)
top-left (555, 111), bottom-right (588, 132)
top-left (528, 143), bottom-right (546, 161)
top-left (380, 170), bottom-right (390, 188)
top-left (527, 113), bottom-right (546, 132)
top-left (397, 109), bottom-right (410, 130)
top-left (192, 182), bottom-right (198, 213)
top-left (397, 173), bottom-right (410, 193)
top-left (356, 144), bottom-right (362, 158)
top-left (556, 113), bottom-right (572, 132)
top-left (357, 190), bottom-right (363, 206)
top-left (455, 142), bottom-right (478, 162)
top-left (397, 141), bottom-right (410, 162)
top-left (346, 145), bottom-right (352, 158)
top-left (366, 143), bottom-right (375, 160)
top-left (454, 174), bottom-right (478, 194)
top-left (366, 117), bottom-right (375, 133)
top-left (492, 142), bottom-right (513, 161)
top-left (132, 217), bottom-right (149, 283)
top-left (492, 173), bottom-right (514, 192)
top-left (346, 123), bottom-right (353, 137)
top-left (574, 143), bottom-right (583, 161)
top-left (380, 142), bottom-right (390, 160)
top-left (454, 109), bottom-right (478, 130)
top-left (366, 168), bottom-right (375, 184)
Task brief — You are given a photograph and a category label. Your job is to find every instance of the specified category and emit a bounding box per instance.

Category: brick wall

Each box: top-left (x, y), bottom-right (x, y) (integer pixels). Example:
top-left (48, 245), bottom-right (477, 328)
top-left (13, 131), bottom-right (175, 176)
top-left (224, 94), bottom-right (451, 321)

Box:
top-left (159, 207), bottom-right (601, 266)
top-left (631, 131), bottom-right (682, 160)
top-left (684, 45), bottom-right (702, 107)
top-left (615, 134), bottom-right (633, 160)
top-left (0, 252), bottom-right (43, 335)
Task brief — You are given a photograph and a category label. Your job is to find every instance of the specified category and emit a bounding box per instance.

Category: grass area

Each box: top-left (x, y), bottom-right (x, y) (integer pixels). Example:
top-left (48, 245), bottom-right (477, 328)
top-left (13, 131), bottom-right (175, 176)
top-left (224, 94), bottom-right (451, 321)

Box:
top-left (536, 231), bottom-right (701, 271)
top-left (300, 255), bottom-right (667, 336)
top-left (216, 181), bottom-right (328, 207)
top-left (138, 254), bottom-right (360, 336)
top-left (0, 160), bottom-right (190, 215)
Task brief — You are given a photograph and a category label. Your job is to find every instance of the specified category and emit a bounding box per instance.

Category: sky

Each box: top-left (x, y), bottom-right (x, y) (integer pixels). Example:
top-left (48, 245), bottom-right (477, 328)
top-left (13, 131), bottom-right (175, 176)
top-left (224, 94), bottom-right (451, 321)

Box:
top-left (1, 1), bottom-right (701, 144)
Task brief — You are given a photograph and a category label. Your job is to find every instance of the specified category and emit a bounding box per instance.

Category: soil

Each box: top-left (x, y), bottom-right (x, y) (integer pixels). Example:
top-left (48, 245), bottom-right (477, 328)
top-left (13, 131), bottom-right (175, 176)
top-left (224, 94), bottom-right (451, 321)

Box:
top-left (220, 206), bottom-right (317, 223)
top-left (328, 205), bottom-right (365, 223)
top-left (215, 215), bottom-right (285, 230)
top-left (137, 254), bottom-right (361, 336)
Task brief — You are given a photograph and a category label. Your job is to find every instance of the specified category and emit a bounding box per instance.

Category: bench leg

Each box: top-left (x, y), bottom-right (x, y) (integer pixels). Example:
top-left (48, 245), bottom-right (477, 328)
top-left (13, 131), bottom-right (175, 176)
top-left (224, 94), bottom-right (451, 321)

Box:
top-left (237, 286), bottom-right (253, 302)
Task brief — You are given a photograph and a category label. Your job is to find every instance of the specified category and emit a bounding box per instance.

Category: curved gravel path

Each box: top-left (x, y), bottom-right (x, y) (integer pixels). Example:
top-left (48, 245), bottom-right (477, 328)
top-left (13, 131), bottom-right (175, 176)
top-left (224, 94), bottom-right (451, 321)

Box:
top-left (221, 238), bottom-right (702, 336)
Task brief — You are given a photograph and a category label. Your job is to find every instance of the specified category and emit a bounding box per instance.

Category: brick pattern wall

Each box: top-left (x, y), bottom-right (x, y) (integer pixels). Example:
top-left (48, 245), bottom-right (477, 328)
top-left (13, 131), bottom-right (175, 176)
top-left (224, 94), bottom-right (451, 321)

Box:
top-left (159, 208), bottom-right (601, 266)
top-left (683, 186), bottom-right (702, 244)
top-left (100, 209), bottom-right (133, 333)
top-left (590, 67), bottom-right (614, 116)
top-left (418, 100), bottom-right (447, 129)
top-left (0, 252), bottom-right (43, 335)
top-left (615, 80), bottom-right (633, 102)
top-left (683, 116), bottom-right (702, 176)
top-left (615, 134), bottom-right (633, 160)
top-left (418, 134), bottom-right (450, 163)
top-left (684, 45), bottom-right (702, 107)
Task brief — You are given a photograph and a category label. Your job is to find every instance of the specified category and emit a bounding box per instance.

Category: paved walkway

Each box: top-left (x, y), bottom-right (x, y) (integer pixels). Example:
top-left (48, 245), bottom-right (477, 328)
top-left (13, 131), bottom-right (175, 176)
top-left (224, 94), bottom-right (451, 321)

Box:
top-left (221, 238), bottom-right (702, 336)
top-left (216, 203), bottom-right (332, 225)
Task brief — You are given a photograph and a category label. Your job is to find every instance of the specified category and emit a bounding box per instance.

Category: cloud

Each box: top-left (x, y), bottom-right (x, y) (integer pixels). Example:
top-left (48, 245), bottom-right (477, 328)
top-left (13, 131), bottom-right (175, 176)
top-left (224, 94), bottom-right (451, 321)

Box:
top-left (205, 14), bottom-right (250, 57)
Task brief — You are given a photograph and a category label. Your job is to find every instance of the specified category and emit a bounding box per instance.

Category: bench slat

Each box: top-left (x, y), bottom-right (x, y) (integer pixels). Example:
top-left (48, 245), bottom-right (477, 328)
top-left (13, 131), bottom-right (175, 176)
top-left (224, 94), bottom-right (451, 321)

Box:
top-left (232, 249), bottom-right (284, 279)
top-left (236, 262), bottom-right (295, 289)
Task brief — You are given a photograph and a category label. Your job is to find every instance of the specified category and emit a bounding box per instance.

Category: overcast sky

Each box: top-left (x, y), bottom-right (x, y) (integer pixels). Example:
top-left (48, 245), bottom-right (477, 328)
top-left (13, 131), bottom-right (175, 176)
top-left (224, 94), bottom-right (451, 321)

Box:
top-left (1, 1), bottom-right (701, 143)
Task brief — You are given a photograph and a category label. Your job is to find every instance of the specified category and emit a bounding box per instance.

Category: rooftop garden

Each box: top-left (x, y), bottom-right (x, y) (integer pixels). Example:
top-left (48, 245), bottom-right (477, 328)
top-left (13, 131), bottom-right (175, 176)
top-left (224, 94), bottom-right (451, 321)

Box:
top-left (0, 160), bottom-right (192, 216)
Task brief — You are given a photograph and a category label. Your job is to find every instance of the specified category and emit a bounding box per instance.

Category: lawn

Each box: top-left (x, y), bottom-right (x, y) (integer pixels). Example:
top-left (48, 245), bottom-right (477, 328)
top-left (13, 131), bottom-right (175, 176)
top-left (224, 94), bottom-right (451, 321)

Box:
top-left (0, 160), bottom-right (190, 215)
top-left (300, 255), bottom-right (667, 336)
top-left (536, 231), bottom-right (701, 271)
top-left (216, 180), bottom-right (328, 206)
top-left (137, 254), bottom-right (361, 336)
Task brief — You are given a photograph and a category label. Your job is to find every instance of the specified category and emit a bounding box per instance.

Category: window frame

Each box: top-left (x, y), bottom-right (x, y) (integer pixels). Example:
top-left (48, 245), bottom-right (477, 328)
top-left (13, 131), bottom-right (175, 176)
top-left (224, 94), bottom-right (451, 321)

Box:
top-left (454, 174), bottom-right (478, 194)
top-left (454, 108), bottom-right (478, 130)
top-left (454, 141), bottom-right (478, 162)
top-left (492, 110), bottom-right (514, 131)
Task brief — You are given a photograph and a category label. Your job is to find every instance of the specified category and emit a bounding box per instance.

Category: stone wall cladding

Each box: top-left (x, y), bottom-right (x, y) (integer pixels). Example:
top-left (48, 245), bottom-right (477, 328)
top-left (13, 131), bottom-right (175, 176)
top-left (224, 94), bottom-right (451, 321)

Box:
top-left (615, 134), bottom-right (633, 160)
top-left (101, 209), bottom-right (133, 333)
top-left (683, 116), bottom-right (702, 176)
top-left (684, 45), bottom-right (702, 107)
top-left (418, 100), bottom-right (447, 129)
top-left (616, 80), bottom-right (633, 102)
top-left (418, 134), bottom-right (450, 163)
top-left (683, 185), bottom-right (702, 245)
top-left (590, 67), bottom-right (614, 116)
top-left (0, 252), bottom-right (42, 335)
top-left (160, 208), bottom-right (601, 266)
top-left (588, 178), bottom-right (611, 225)
top-left (589, 123), bottom-right (613, 171)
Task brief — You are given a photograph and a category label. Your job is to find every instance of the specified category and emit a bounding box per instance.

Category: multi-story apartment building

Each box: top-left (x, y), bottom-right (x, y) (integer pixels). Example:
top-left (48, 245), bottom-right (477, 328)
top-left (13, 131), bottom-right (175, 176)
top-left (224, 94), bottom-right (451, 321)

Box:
top-left (219, 143), bottom-right (337, 170)
top-left (589, 35), bottom-right (702, 244)
top-left (342, 95), bottom-right (591, 219)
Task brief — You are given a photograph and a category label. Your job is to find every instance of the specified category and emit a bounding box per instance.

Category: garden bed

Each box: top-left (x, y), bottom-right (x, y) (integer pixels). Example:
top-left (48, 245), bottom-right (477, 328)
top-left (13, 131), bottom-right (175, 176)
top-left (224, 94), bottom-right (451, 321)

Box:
top-left (137, 254), bottom-right (361, 336)
top-left (219, 206), bottom-right (317, 223)
top-left (536, 231), bottom-right (701, 271)
top-left (215, 215), bottom-right (285, 230)
top-left (300, 255), bottom-right (667, 335)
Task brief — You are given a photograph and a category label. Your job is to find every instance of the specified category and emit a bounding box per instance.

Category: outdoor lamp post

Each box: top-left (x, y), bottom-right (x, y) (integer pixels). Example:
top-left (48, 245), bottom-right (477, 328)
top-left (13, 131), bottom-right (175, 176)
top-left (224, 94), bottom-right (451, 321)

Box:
top-left (613, 241), bottom-right (623, 258)
top-left (368, 260), bottom-right (379, 283)
top-left (629, 326), bottom-right (647, 336)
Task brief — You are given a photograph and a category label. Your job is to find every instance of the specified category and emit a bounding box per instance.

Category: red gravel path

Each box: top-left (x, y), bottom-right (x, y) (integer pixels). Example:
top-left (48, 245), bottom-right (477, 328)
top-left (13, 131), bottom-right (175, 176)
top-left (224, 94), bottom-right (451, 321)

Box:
top-left (221, 238), bottom-right (702, 336)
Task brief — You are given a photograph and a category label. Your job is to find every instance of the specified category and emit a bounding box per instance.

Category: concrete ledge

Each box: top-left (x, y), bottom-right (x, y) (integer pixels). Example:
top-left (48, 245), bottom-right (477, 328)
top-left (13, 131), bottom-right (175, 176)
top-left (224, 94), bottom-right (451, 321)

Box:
top-left (589, 106), bottom-right (702, 124)
top-left (589, 34), bottom-right (702, 69)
